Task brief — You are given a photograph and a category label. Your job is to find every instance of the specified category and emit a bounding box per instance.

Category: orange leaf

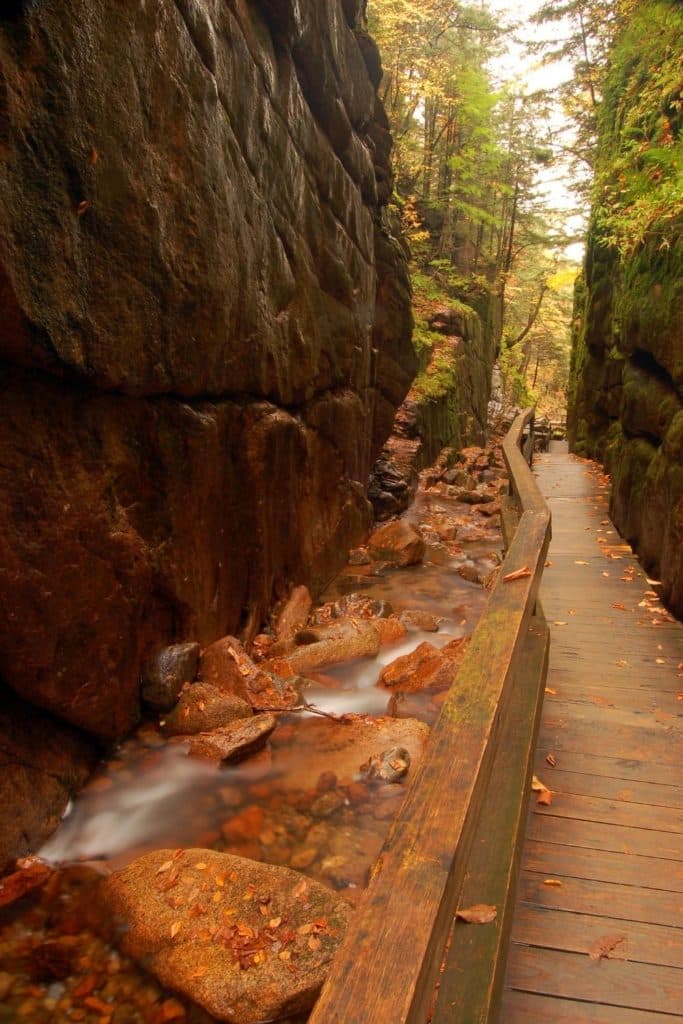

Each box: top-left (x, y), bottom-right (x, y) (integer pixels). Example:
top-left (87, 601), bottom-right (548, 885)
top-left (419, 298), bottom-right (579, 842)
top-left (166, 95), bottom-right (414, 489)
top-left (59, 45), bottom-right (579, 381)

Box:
top-left (537, 789), bottom-right (553, 806)
top-left (503, 566), bottom-right (532, 582)
top-left (456, 904), bottom-right (497, 924)
top-left (545, 753), bottom-right (557, 767)
top-left (589, 934), bottom-right (626, 961)
top-left (308, 936), bottom-right (322, 951)
top-left (170, 921), bottom-right (182, 938)
top-left (543, 879), bottom-right (563, 887)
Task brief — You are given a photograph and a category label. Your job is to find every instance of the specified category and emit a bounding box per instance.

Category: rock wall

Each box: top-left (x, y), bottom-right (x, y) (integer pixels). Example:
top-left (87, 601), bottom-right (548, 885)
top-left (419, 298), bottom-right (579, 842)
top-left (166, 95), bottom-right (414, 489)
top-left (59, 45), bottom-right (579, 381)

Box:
top-left (370, 295), bottom-right (501, 519)
top-left (0, 0), bottom-right (415, 739)
top-left (568, 1), bottom-right (683, 617)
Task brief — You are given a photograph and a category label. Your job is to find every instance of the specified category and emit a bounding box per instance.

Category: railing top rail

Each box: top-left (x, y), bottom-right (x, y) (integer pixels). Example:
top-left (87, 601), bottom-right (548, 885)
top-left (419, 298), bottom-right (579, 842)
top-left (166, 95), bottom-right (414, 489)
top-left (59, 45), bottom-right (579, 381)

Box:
top-left (309, 409), bottom-right (551, 1024)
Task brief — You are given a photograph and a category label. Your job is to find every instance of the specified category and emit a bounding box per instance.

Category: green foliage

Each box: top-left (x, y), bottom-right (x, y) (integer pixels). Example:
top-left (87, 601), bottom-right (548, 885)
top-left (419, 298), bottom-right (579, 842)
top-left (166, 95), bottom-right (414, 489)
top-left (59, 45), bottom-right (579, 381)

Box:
top-left (593, 0), bottom-right (683, 255)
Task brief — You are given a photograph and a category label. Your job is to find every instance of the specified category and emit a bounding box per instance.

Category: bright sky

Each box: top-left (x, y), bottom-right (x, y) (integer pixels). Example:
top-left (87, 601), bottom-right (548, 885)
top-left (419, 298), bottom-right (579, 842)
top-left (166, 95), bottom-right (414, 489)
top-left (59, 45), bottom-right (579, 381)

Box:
top-left (484, 0), bottom-right (588, 263)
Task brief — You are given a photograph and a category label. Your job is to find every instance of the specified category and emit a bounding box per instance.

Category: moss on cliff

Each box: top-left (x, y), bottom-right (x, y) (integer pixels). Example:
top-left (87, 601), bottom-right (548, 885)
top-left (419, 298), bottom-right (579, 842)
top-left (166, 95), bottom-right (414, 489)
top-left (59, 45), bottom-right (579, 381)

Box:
top-left (569, 0), bottom-right (683, 617)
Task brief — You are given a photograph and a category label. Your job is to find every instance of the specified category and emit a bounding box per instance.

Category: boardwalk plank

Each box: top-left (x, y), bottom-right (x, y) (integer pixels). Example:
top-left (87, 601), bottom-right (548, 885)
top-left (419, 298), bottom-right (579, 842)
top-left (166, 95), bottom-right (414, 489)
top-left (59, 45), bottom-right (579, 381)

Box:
top-left (506, 946), bottom-right (683, 1015)
top-left (504, 446), bottom-right (683, 1022)
top-left (502, 989), bottom-right (683, 1022)
top-left (511, 903), bottom-right (683, 969)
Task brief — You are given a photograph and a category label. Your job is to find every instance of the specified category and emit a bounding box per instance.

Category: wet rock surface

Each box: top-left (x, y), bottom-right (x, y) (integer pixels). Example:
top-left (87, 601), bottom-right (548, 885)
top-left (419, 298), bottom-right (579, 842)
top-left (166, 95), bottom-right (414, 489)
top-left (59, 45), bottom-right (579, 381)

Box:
top-left (178, 715), bottom-right (278, 765)
top-left (0, 689), bottom-right (97, 873)
top-left (367, 520), bottom-right (426, 567)
top-left (0, 0), bottom-right (414, 741)
top-left (161, 685), bottom-right (253, 737)
top-left (102, 849), bottom-right (350, 1024)
top-left (142, 644), bottom-right (201, 713)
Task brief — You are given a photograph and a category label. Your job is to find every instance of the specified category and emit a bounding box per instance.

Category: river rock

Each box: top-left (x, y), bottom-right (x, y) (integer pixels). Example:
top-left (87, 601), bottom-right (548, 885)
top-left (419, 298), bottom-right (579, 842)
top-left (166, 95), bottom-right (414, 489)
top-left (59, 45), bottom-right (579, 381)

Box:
top-left (265, 620), bottom-right (382, 676)
top-left (273, 716), bottom-right (430, 790)
top-left (379, 638), bottom-right (469, 693)
top-left (200, 637), bottom-right (299, 711)
top-left (101, 848), bottom-right (350, 1024)
top-left (367, 520), bottom-right (426, 566)
top-left (161, 683), bottom-right (252, 736)
top-left (274, 586), bottom-right (313, 642)
top-left (141, 643), bottom-right (201, 712)
top-left (360, 746), bottom-right (410, 783)
top-left (399, 610), bottom-right (441, 632)
top-left (174, 715), bottom-right (278, 765)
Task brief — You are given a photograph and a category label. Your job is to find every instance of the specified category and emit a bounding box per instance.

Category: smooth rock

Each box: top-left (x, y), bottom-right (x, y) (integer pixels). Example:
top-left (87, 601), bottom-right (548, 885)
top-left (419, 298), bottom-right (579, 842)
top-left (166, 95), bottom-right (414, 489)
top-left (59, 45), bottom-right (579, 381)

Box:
top-left (367, 520), bottom-right (426, 566)
top-left (101, 848), bottom-right (350, 1024)
top-left (141, 643), bottom-right (200, 712)
top-left (160, 683), bottom-right (252, 736)
top-left (174, 715), bottom-right (277, 764)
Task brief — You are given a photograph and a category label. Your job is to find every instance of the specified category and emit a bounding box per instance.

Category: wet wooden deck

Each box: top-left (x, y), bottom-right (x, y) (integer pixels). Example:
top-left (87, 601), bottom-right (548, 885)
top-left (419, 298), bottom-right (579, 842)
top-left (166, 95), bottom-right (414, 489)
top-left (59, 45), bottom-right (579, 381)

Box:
top-left (502, 443), bottom-right (683, 1022)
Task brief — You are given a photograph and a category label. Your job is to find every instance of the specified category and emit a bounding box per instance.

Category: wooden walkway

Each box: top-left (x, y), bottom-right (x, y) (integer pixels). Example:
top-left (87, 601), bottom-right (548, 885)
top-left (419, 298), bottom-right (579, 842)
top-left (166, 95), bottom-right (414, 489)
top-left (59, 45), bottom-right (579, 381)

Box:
top-left (502, 443), bottom-right (683, 1022)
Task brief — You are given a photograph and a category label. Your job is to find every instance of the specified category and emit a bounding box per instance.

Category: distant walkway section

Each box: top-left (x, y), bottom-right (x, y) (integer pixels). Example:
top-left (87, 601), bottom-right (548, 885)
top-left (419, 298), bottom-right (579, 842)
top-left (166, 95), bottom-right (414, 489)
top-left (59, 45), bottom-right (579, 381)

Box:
top-left (502, 442), bottom-right (683, 1022)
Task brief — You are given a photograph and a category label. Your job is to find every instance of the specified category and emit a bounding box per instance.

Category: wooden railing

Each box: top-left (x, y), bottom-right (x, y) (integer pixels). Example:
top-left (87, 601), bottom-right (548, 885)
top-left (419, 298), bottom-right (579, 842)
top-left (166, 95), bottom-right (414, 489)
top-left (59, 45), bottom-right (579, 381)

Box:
top-left (309, 409), bottom-right (551, 1024)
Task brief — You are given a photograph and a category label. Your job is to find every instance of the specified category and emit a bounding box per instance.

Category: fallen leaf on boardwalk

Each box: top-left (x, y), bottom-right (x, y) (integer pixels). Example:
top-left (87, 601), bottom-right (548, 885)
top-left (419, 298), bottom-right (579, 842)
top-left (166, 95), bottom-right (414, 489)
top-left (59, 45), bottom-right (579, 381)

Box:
top-left (536, 789), bottom-right (553, 806)
top-left (456, 904), bottom-right (497, 924)
top-left (602, 571), bottom-right (610, 577)
top-left (545, 753), bottom-right (557, 767)
top-left (543, 879), bottom-right (563, 887)
top-left (503, 566), bottom-right (532, 582)
top-left (545, 560), bottom-right (553, 567)
top-left (678, 663), bottom-right (683, 671)
top-left (531, 775), bottom-right (548, 791)
top-left (553, 621), bottom-right (568, 626)
top-left (545, 687), bottom-right (557, 695)
top-left (612, 602), bottom-right (625, 610)
top-left (677, 693), bottom-right (683, 701)
top-left (575, 560), bottom-right (589, 565)
top-left (646, 578), bottom-right (661, 586)
top-left (589, 934), bottom-right (627, 961)
top-left (616, 659), bottom-right (629, 667)
top-left (655, 658), bottom-right (666, 665)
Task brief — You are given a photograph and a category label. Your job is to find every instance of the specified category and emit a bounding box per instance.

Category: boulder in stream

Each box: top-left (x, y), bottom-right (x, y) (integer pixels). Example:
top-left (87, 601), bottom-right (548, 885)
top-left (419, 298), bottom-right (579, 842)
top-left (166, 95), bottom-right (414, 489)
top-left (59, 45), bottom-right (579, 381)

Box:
top-left (379, 638), bottom-right (469, 693)
top-left (173, 714), bottom-right (278, 765)
top-left (161, 683), bottom-right (252, 736)
top-left (367, 519), bottom-right (426, 567)
top-left (101, 848), bottom-right (350, 1024)
top-left (141, 643), bottom-right (201, 712)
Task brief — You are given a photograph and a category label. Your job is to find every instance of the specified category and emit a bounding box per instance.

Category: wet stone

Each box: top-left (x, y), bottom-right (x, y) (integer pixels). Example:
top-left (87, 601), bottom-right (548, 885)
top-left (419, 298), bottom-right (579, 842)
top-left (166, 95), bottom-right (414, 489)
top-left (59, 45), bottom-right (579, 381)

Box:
top-left (161, 683), bottom-right (252, 736)
top-left (175, 714), bottom-right (277, 764)
top-left (360, 746), bottom-right (410, 783)
top-left (101, 849), bottom-right (351, 1024)
top-left (141, 643), bottom-right (201, 712)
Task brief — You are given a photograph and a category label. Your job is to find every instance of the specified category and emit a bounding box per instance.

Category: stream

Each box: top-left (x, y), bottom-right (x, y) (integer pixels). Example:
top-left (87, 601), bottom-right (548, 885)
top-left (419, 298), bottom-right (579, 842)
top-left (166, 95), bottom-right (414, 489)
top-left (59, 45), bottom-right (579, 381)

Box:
top-left (0, 455), bottom-right (506, 1024)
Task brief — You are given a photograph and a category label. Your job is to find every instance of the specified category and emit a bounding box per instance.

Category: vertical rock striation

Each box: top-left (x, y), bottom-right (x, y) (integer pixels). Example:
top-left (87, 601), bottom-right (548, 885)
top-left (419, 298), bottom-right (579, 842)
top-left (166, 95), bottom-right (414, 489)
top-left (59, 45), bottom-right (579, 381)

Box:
top-left (568, 0), bottom-right (683, 617)
top-left (0, 0), bottom-right (415, 739)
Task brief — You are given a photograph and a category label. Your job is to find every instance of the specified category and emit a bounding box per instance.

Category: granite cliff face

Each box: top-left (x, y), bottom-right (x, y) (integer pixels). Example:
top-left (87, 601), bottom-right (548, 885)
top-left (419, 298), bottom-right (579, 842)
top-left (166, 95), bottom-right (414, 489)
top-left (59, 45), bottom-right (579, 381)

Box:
top-left (0, 0), bottom-right (415, 740)
top-left (568, 1), bottom-right (683, 618)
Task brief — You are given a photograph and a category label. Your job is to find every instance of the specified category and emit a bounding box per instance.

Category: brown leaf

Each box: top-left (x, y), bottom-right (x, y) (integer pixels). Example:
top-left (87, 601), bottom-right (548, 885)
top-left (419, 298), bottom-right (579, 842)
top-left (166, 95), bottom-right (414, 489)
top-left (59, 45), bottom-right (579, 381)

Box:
top-left (536, 789), bottom-right (553, 806)
top-left (455, 904), bottom-right (497, 924)
top-left (76, 199), bottom-right (90, 215)
top-left (543, 879), bottom-right (563, 887)
top-left (589, 934), bottom-right (627, 961)
top-left (545, 753), bottom-right (557, 767)
top-left (503, 566), bottom-right (532, 582)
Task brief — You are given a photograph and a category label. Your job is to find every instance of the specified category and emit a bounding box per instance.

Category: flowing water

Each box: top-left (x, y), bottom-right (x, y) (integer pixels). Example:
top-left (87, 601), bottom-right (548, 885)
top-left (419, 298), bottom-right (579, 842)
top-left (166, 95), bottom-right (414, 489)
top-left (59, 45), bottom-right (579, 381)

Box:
top-left (1, 483), bottom-right (504, 1023)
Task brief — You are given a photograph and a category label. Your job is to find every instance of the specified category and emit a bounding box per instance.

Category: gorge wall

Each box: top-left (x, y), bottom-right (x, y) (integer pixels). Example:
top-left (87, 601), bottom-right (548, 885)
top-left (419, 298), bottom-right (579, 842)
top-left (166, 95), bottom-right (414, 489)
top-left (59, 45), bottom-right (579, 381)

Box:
top-left (0, 0), bottom-right (415, 754)
top-left (568, 0), bottom-right (683, 618)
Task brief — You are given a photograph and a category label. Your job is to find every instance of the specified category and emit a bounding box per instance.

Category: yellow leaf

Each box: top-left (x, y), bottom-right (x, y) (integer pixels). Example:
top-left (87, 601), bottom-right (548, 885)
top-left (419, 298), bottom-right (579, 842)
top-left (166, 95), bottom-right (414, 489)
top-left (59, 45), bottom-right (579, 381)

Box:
top-left (170, 921), bottom-right (181, 938)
